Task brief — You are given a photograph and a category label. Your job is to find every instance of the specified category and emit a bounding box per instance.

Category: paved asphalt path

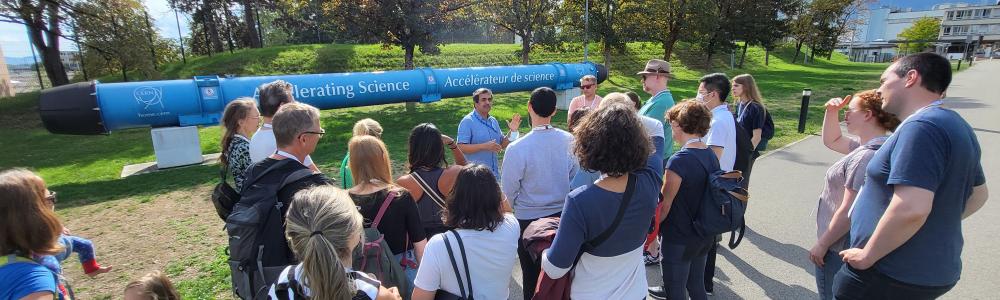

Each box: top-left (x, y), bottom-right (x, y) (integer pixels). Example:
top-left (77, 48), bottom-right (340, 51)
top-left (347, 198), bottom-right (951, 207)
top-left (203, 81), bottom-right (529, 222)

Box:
top-left (503, 60), bottom-right (999, 299)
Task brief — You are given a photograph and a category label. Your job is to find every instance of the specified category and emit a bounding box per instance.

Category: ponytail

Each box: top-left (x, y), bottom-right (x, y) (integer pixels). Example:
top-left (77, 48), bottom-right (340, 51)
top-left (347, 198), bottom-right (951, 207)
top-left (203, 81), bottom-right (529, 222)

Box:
top-left (286, 186), bottom-right (365, 300)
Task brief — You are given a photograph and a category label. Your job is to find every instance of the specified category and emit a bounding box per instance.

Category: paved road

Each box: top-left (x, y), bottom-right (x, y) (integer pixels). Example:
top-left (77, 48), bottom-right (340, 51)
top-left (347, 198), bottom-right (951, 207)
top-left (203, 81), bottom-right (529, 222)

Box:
top-left (507, 60), bottom-right (999, 299)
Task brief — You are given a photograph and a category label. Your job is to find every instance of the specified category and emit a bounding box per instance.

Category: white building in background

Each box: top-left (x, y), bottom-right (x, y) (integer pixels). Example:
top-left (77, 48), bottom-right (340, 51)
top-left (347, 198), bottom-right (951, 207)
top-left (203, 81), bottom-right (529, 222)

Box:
top-left (840, 2), bottom-right (1000, 62)
top-left (839, 6), bottom-right (945, 62)
top-left (939, 3), bottom-right (1000, 59)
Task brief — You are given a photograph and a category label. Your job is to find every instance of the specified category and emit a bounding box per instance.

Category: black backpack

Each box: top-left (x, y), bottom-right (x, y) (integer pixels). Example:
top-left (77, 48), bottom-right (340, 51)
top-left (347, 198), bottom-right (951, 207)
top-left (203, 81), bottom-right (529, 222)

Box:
top-left (688, 153), bottom-right (750, 249)
top-left (225, 159), bottom-right (316, 300)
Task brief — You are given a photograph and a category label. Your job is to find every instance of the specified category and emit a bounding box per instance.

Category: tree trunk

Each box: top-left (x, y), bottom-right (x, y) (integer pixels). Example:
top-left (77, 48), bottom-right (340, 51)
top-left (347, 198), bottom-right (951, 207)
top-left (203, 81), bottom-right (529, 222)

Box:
top-left (738, 42), bottom-right (748, 68)
top-left (663, 0), bottom-right (688, 61)
top-left (222, 9), bottom-right (237, 53)
top-left (205, 8), bottom-right (224, 53)
top-left (241, 0), bottom-right (262, 48)
top-left (24, 1), bottom-right (70, 87)
top-left (404, 44), bottom-right (416, 112)
top-left (521, 31), bottom-right (531, 64)
top-left (793, 39), bottom-right (803, 63)
top-left (765, 47), bottom-right (770, 66)
top-left (809, 44), bottom-right (816, 62)
top-left (602, 40), bottom-right (613, 72)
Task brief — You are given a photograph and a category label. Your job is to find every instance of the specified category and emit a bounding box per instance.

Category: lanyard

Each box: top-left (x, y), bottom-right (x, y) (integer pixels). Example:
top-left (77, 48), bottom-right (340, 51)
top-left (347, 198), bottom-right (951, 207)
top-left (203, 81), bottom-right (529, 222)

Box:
top-left (275, 150), bottom-right (303, 165)
top-left (683, 137), bottom-right (703, 148)
top-left (584, 95), bottom-right (599, 109)
top-left (737, 100), bottom-right (751, 121)
top-left (473, 111), bottom-right (501, 136)
top-left (532, 124), bottom-right (553, 131)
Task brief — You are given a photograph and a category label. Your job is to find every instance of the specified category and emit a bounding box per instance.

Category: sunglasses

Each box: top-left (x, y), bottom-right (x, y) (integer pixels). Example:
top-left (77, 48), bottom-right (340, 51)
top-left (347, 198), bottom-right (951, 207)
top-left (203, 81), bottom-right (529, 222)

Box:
top-left (581, 84), bottom-right (596, 90)
top-left (46, 191), bottom-right (57, 203)
top-left (301, 130), bottom-right (326, 138)
top-left (644, 68), bottom-right (671, 74)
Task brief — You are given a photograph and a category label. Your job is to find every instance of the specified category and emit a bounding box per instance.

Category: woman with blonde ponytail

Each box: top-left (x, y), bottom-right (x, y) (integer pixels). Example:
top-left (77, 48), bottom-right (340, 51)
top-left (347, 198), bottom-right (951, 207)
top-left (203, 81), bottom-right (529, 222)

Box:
top-left (268, 185), bottom-right (402, 300)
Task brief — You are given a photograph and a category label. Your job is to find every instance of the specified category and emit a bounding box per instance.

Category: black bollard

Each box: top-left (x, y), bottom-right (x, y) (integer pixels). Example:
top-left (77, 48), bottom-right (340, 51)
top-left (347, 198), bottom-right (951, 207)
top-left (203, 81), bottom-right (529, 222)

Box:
top-left (798, 89), bottom-right (811, 133)
top-left (957, 59), bottom-right (962, 71)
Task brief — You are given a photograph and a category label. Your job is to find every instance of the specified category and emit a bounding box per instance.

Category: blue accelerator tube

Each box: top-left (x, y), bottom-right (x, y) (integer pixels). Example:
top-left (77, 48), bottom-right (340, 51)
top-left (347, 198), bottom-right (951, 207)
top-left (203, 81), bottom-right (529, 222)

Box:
top-left (39, 62), bottom-right (608, 135)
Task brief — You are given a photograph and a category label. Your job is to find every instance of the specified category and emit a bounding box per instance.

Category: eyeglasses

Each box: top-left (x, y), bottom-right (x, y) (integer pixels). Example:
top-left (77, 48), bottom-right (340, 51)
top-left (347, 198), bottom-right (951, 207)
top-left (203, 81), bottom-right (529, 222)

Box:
top-left (581, 84), bottom-right (596, 90)
top-left (478, 97), bottom-right (492, 101)
top-left (46, 191), bottom-right (57, 203)
top-left (301, 130), bottom-right (326, 138)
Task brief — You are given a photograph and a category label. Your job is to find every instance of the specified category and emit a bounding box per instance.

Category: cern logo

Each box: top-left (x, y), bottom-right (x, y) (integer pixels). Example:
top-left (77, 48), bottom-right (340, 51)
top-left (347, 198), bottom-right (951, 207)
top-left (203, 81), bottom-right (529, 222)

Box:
top-left (134, 86), bottom-right (163, 110)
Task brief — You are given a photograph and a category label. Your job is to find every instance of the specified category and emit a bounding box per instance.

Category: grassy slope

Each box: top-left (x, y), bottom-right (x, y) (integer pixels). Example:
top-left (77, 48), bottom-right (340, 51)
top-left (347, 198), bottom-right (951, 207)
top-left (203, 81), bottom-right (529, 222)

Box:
top-left (0, 43), bottom-right (887, 298)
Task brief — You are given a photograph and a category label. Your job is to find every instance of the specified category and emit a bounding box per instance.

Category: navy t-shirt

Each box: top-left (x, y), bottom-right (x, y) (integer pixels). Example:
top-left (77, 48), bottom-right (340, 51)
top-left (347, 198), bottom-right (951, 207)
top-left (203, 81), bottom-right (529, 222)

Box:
top-left (849, 106), bottom-right (986, 286)
top-left (662, 147), bottom-right (719, 244)
top-left (735, 101), bottom-right (770, 151)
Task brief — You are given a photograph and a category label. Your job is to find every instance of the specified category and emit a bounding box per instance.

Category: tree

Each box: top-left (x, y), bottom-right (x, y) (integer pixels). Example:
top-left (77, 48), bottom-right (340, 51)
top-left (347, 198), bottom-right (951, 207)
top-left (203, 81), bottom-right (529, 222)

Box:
top-left (76, 0), bottom-right (177, 81)
top-left (696, 0), bottom-right (741, 66)
top-left (477, 0), bottom-right (559, 64)
top-left (898, 17), bottom-right (940, 54)
top-left (321, 0), bottom-right (473, 111)
top-left (558, 0), bottom-right (644, 71)
top-left (642, 0), bottom-right (703, 61)
top-left (0, 0), bottom-right (71, 86)
top-left (733, 0), bottom-right (800, 67)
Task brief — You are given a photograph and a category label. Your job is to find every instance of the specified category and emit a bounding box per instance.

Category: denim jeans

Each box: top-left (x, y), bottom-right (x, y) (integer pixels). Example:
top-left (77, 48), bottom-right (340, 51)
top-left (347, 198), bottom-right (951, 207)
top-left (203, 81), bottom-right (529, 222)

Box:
top-left (393, 250), bottom-right (417, 295)
top-left (833, 264), bottom-right (955, 300)
top-left (659, 242), bottom-right (709, 300)
top-left (815, 250), bottom-right (843, 300)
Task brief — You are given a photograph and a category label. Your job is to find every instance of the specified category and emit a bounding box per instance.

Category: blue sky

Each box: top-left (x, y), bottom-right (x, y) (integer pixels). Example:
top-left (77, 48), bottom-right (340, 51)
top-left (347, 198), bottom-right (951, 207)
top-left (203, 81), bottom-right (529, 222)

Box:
top-left (1, 0), bottom-right (189, 58)
top-left (3, 0), bottom-right (999, 59)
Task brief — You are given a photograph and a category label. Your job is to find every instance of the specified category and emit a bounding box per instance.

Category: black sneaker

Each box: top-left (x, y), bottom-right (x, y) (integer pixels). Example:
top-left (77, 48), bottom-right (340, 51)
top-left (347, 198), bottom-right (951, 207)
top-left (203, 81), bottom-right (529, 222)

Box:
top-left (648, 286), bottom-right (668, 299)
top-left (706, 288), bottom-right (714, 296)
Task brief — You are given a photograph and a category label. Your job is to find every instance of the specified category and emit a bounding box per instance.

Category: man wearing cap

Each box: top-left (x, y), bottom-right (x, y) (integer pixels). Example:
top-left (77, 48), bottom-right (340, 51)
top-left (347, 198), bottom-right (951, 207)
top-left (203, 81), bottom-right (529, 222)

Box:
top-left (637, 59), bottom-right (677, 159)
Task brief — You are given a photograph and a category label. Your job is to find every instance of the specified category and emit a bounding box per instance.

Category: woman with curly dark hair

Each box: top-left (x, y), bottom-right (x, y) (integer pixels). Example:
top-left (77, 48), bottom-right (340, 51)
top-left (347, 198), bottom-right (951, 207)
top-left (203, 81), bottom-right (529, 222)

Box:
top-left (540, 94), bottom-right (663, 300)
top-left (809, 90), bottom-right (899, 300)
top-left (647, 100), bottom-right (717, 300)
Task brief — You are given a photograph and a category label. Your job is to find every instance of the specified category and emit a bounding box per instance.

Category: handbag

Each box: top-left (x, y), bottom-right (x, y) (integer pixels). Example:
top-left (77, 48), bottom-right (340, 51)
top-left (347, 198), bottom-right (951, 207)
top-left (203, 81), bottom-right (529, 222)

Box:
top-left (434, 230), bottom-right (474, 300)
top-left (211, 168), bottom-right (240, 221)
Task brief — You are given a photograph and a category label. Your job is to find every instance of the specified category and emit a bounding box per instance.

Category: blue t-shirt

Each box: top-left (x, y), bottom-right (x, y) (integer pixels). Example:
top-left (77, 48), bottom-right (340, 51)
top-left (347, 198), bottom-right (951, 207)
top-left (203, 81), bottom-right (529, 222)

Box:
top-left (457, 110), bottom-right (505, 178)
top-left (662, 147), bottom-right (719, 244)
top-left (0, 259), bottom-right (58, 300)
top-left (849, 106), bottom-right (986, 286)
top-left (547, 136), bottom-right (664, 266)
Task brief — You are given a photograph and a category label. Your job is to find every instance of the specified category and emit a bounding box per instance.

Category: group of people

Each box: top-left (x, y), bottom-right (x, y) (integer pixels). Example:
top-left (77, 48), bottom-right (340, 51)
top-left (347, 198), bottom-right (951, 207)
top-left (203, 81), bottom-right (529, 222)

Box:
top-left (0, 52), bottom-right (988, 300)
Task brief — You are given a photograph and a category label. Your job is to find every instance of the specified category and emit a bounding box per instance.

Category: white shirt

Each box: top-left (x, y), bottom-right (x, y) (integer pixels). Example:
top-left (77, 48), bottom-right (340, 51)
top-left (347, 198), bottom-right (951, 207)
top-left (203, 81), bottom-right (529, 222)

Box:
top-left (639, 115), bottom-right (665, 139)
top-left (267, 264), bottom-right (379, 299)
top-left (413, 214), bottom-right (519, 300)
top-left (706, 104), bottom-right (737, 171)
top-left (249, 123), bottom-right (314, 166)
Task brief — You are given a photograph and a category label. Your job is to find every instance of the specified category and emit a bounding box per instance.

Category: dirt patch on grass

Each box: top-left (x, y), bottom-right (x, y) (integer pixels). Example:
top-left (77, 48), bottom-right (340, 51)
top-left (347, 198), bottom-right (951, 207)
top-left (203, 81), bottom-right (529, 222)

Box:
top-left (56, 184), bottom-right (225, 299)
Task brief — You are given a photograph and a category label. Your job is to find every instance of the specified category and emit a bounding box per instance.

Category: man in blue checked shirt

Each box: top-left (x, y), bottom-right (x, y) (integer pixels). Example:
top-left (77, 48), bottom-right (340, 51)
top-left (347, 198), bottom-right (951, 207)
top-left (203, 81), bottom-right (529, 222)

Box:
top-left (456, 88), bottom-right (522, 178)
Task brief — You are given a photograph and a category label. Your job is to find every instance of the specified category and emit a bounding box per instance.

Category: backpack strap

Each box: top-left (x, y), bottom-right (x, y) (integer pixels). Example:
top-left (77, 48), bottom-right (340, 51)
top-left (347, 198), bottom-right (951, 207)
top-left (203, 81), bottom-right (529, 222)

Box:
top-left (451, 230), bottom-right (474, 298)
top-left (273, 265), bottom-right (305, 300)
top-left (3, 254), bottom-right (62, 299)
top-left (370, 191), bottom-right (398, 229)
top-left (442, 233), bottom-right (469, 299)
top-left (576, 173), bottom-right (636, 264)
top-left (410, 172), bottom-right (446, 209)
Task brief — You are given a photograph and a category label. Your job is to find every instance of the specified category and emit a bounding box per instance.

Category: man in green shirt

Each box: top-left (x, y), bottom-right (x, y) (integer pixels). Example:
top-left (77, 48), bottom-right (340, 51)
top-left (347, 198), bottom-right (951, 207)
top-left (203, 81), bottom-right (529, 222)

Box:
top-left (637, 59), bottom-right (677, 160)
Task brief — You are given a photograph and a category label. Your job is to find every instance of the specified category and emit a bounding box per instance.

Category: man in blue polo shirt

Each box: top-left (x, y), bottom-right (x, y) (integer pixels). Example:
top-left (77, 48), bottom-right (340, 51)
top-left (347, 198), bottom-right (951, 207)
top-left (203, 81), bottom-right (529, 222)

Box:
top-left (835, 53), bottom-right (989, 299)
top-left (456, 88), bottom-right (522, 178)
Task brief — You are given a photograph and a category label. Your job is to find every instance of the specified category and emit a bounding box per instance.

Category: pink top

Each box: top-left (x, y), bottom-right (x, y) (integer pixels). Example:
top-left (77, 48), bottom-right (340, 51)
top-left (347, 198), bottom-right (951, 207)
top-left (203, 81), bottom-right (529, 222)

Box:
top-left (567, 94), bottom-right (603, 125)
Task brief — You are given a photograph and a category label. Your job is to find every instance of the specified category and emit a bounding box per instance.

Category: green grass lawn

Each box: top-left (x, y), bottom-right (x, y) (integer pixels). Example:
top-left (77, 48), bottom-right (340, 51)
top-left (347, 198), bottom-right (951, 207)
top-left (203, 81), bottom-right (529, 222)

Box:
top-left (0, 42), bottom-right (889, 298)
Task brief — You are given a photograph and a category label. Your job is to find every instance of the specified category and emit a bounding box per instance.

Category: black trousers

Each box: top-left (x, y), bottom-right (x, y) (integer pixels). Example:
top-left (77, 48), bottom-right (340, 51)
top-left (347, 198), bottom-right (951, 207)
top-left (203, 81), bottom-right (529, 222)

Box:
top-left (517, 212), bottom-right (561, 300)
top-left (833, 264), bottom-right (954, 300)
